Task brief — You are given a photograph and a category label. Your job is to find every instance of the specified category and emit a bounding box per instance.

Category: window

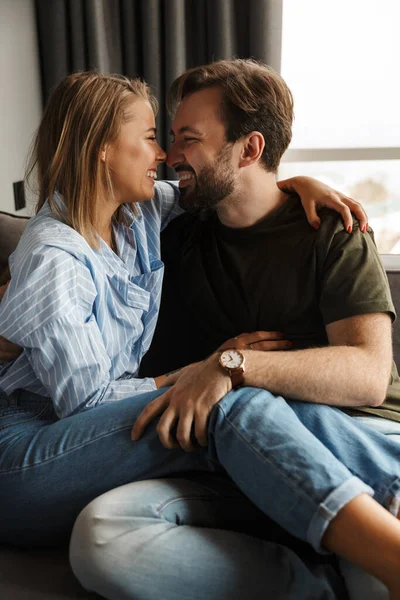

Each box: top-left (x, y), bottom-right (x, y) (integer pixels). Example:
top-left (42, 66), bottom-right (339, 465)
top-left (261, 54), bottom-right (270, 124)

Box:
top-left (280, 0), bottom-right (400, 258)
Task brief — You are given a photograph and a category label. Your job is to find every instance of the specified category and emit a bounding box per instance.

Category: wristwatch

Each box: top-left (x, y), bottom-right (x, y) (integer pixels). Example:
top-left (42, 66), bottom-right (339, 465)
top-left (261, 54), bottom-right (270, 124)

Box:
top-left (219, 348), bottom-right (246, 388)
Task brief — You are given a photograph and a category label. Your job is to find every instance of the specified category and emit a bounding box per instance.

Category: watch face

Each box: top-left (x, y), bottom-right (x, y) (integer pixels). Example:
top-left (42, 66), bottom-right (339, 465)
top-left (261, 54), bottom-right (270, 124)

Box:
top-left (220, 350), bottom-right (244, 370)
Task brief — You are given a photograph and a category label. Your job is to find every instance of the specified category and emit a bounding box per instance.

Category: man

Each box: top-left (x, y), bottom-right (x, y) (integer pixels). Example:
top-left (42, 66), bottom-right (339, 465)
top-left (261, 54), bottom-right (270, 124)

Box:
top-left (68, 60), bottom-right (400, 600)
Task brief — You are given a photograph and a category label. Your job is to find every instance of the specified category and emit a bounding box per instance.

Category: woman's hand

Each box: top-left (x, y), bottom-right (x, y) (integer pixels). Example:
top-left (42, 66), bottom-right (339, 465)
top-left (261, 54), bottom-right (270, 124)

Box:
top-left (132, 354), bottom-right (230, 451)
top-left (218, 331), bottom-right (292, 352)
top-left (277, 176), bottom-right (368, 233)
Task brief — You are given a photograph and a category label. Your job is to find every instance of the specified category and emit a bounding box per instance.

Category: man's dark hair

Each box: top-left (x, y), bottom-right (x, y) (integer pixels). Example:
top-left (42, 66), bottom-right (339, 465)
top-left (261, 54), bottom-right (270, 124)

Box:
top-left (168, 59), bottom-right (294, 172)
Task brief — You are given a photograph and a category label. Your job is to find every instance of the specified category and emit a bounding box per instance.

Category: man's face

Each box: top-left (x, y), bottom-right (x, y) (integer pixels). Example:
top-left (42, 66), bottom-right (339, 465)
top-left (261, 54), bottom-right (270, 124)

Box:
top-left (167, 87), bottom-right (236, 212)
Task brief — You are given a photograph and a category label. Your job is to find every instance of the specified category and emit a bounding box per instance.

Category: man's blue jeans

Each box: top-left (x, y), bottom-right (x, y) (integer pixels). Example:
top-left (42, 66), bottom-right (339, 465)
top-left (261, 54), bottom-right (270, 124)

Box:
top-left (69, 418), bottom-right (400, 600)
top-left (1, 387), bottom-right (400, 550)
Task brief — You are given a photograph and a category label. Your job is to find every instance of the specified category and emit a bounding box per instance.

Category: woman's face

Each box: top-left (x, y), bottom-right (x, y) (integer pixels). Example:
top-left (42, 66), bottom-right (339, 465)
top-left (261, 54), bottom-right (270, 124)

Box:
top-left (105, 98), bottom-right (166, 203)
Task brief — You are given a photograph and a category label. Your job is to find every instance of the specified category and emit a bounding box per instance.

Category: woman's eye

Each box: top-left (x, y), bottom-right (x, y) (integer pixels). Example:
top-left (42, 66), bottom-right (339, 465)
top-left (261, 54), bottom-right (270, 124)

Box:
top-left (148, 136), bottom-right (157, 141)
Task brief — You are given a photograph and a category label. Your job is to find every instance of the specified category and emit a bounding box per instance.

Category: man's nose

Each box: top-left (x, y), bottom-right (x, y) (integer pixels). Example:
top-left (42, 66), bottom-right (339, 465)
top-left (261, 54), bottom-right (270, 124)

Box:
top-left (166, 142), bottom-right (182, 169)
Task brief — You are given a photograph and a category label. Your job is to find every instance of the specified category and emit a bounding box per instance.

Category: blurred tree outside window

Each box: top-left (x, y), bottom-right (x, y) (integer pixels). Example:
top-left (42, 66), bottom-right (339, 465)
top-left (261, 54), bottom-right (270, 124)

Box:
top-left (280, 0), bottom-right (400, 255)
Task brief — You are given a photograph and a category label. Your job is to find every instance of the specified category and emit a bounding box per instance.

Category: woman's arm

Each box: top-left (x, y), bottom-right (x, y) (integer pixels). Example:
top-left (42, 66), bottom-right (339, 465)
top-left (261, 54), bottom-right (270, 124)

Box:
top-left (0, 249), bottom-right (156, 418)
top-left (0, 282), bottom-right (22, 362)
top-left (277, 176), bottom-right (368, 232)
top-left (157, 177), bottom-right (368, 233)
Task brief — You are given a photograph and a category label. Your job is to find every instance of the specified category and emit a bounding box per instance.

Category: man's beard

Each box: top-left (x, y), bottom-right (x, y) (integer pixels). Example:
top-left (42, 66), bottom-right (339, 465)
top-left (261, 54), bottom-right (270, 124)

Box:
top-left (178, 146), bottom-right (235, 213)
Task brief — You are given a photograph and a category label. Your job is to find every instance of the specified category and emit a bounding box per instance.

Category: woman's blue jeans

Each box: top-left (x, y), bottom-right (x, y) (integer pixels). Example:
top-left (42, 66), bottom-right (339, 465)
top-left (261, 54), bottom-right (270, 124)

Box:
top-left (1, 386), bottom-right (400, 551)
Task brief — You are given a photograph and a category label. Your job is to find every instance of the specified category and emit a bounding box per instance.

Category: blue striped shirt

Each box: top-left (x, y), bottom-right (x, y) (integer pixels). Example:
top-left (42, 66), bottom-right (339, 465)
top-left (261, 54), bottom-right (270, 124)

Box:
top-left (0, 181), bottom-right (182, 418)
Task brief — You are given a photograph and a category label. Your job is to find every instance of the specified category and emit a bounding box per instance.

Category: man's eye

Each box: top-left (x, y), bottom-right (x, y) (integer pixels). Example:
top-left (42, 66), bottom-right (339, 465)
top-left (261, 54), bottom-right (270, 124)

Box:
top-left (183, 137), bottom-right (197, 143)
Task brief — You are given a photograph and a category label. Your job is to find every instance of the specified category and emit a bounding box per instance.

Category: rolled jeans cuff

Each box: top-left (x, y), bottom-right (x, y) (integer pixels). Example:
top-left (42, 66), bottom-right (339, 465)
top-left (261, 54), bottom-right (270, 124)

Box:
top-left (307, 476), bottom-right (374, 554)
top-left (383, 478), bottom-right (400, 517)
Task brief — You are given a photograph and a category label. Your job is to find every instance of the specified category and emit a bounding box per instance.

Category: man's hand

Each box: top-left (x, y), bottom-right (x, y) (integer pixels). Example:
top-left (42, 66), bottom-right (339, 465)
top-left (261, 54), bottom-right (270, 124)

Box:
top-left (132, 354), bottom-right (231, 451)
top-left (277, 176), bottom-right (368, 233)
top-left (159, 332), bottom-right (290, 389)
top-left (136, 332), bottom-right (292, 449)
top-left (218, 331), bottom-right (292, 352)
top-left (0, 282), bottom-right (22, 362)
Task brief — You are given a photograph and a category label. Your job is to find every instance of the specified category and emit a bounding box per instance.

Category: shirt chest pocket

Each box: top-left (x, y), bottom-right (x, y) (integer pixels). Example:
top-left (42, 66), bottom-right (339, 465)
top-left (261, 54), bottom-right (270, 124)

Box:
top-left (107, 274), bottom-right (150, 329)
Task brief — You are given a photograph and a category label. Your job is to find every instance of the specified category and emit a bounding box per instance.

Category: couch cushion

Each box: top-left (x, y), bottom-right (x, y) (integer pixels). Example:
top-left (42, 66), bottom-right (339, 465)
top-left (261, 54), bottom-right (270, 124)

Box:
top-left (388, 271), bottom-right (400, 370)
top-left (0, 211), bottom-right (29, 271)
top-left (0, 546), bottom-right (100, 599)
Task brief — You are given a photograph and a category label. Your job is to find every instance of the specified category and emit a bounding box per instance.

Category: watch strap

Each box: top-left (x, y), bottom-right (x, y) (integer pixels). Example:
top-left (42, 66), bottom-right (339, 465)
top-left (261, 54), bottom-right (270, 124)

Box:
top-left (230, 367), bottom-right (245, 388)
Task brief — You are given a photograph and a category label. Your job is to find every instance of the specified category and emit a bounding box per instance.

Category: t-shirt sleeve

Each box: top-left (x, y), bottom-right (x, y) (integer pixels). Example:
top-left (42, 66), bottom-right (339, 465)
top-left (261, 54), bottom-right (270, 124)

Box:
top-left (318, 225), bottom-right (396, 325)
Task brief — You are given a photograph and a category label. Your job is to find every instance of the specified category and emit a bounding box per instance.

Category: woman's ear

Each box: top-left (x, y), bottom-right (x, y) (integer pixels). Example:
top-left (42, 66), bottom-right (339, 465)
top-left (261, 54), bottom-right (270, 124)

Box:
top-left (100, 148), bottom-right (107, 162)
top-left (238, 132), bottom-right (265, 168)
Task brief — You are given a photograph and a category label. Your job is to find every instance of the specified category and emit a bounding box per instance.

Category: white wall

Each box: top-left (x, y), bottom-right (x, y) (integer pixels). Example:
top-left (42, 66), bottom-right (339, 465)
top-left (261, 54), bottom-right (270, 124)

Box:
top-left (0, 0), bottom-right (42, 215)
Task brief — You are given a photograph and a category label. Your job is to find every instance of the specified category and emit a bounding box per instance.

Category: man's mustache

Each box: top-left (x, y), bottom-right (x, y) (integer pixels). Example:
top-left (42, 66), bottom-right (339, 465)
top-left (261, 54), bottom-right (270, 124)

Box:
top-left (174, 165), bottom-right (196, 174)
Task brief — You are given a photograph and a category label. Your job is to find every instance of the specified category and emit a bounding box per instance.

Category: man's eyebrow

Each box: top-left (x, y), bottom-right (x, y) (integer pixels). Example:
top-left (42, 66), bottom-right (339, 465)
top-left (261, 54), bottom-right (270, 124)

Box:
top-left (169, 126), bottom-right (203, 137)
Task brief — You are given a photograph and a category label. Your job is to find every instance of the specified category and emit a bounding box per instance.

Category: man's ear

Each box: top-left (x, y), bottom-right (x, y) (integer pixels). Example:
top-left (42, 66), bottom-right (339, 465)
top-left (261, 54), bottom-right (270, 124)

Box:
top-left (238, 132), bottom-right (265, 168)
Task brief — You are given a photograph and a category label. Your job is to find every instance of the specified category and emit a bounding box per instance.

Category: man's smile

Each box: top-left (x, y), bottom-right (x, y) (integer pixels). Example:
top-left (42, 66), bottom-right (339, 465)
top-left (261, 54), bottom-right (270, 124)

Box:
top-left (176, 170), bottom-right (196, 187)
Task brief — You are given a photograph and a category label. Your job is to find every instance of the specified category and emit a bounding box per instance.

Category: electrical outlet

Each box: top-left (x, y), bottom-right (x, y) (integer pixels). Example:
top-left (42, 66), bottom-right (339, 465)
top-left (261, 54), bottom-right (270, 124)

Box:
top-left (13, 180), bottom-right (26, 211)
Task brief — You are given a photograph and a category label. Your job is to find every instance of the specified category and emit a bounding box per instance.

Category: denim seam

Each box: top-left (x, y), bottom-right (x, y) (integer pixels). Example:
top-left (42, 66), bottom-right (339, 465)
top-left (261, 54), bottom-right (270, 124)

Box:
top-left (0, 422), bottom-right (134, 474)
top-left (340, 463), bottom-right (400, 514)
top-left (0, 404), bottom-right (49, 432)
top-left (156, 494), bottom-right (239, 517)
top-left (0, 409), bottom-right (36, 418)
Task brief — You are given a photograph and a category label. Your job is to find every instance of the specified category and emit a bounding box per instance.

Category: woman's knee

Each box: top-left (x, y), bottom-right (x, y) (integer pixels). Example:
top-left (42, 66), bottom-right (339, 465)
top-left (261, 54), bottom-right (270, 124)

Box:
top-left (69, 480), bottom-right (197, 596)
top-left (70, 481), bottom-right (160, 553)
top-left (69, 498), bottom-right (107, 593)
top-left (69, 479), bottom-right (195, 567)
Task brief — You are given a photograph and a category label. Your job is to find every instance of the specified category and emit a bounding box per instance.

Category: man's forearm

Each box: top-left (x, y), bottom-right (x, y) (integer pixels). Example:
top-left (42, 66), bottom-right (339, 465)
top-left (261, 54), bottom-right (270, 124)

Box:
top-left (241, 345), bottom-right (391, 407)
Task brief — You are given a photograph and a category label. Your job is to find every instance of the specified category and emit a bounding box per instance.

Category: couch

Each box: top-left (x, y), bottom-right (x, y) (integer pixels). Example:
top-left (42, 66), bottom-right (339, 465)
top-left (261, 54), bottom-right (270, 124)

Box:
top-left (0, 209), bottom-right (399, 599)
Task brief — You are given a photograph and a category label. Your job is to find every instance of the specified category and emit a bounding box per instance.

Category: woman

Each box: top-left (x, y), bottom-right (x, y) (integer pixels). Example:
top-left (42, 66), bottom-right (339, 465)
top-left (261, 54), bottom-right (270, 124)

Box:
top-left (0, 71), bottom-right (399, 598)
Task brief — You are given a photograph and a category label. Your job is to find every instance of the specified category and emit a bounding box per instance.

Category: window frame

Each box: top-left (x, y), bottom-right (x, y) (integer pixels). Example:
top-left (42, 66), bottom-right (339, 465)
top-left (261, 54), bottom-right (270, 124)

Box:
top-left (382, 255), bottom-right (400, 272)
top-left (282, 149), bottom-right (400, 163)
top-left (280, 148), bottom-right (400, 257)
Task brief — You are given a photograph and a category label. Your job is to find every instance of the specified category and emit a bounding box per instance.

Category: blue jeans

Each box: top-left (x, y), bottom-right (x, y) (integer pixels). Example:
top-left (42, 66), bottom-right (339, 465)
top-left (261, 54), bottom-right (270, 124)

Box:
top-left (70, 418), bottom-right (400, 600)
top-left (70, 476), bottom-right (348, 600)
top-left (1, 387), bottom-right (400, 551)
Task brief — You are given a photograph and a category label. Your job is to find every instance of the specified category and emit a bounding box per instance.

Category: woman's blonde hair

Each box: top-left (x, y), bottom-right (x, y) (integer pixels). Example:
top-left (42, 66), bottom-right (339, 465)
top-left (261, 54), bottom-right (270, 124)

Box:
top-left (27, 71), bottom-right (157, 247)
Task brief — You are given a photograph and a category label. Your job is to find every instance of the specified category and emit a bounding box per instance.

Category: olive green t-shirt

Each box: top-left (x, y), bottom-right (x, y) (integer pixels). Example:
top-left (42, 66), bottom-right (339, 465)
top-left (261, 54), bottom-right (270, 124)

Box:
top-left (154, 195), bottom-right (400, 421)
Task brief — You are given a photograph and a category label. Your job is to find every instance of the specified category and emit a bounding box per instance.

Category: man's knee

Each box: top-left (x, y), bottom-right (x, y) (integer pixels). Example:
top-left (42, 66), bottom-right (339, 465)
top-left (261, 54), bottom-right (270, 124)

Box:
top-left (210, 386), bottom-right (281, 432)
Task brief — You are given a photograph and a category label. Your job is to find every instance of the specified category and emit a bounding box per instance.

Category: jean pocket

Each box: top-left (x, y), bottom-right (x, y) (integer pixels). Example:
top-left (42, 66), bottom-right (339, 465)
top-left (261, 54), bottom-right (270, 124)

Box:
top-left (0, 403), bottom-right (49, 431)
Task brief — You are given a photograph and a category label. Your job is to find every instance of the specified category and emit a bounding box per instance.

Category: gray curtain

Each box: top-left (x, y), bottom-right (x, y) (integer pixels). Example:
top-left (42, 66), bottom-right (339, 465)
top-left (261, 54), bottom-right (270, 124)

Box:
top-left (35, 0), bottom-right (282, 178)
